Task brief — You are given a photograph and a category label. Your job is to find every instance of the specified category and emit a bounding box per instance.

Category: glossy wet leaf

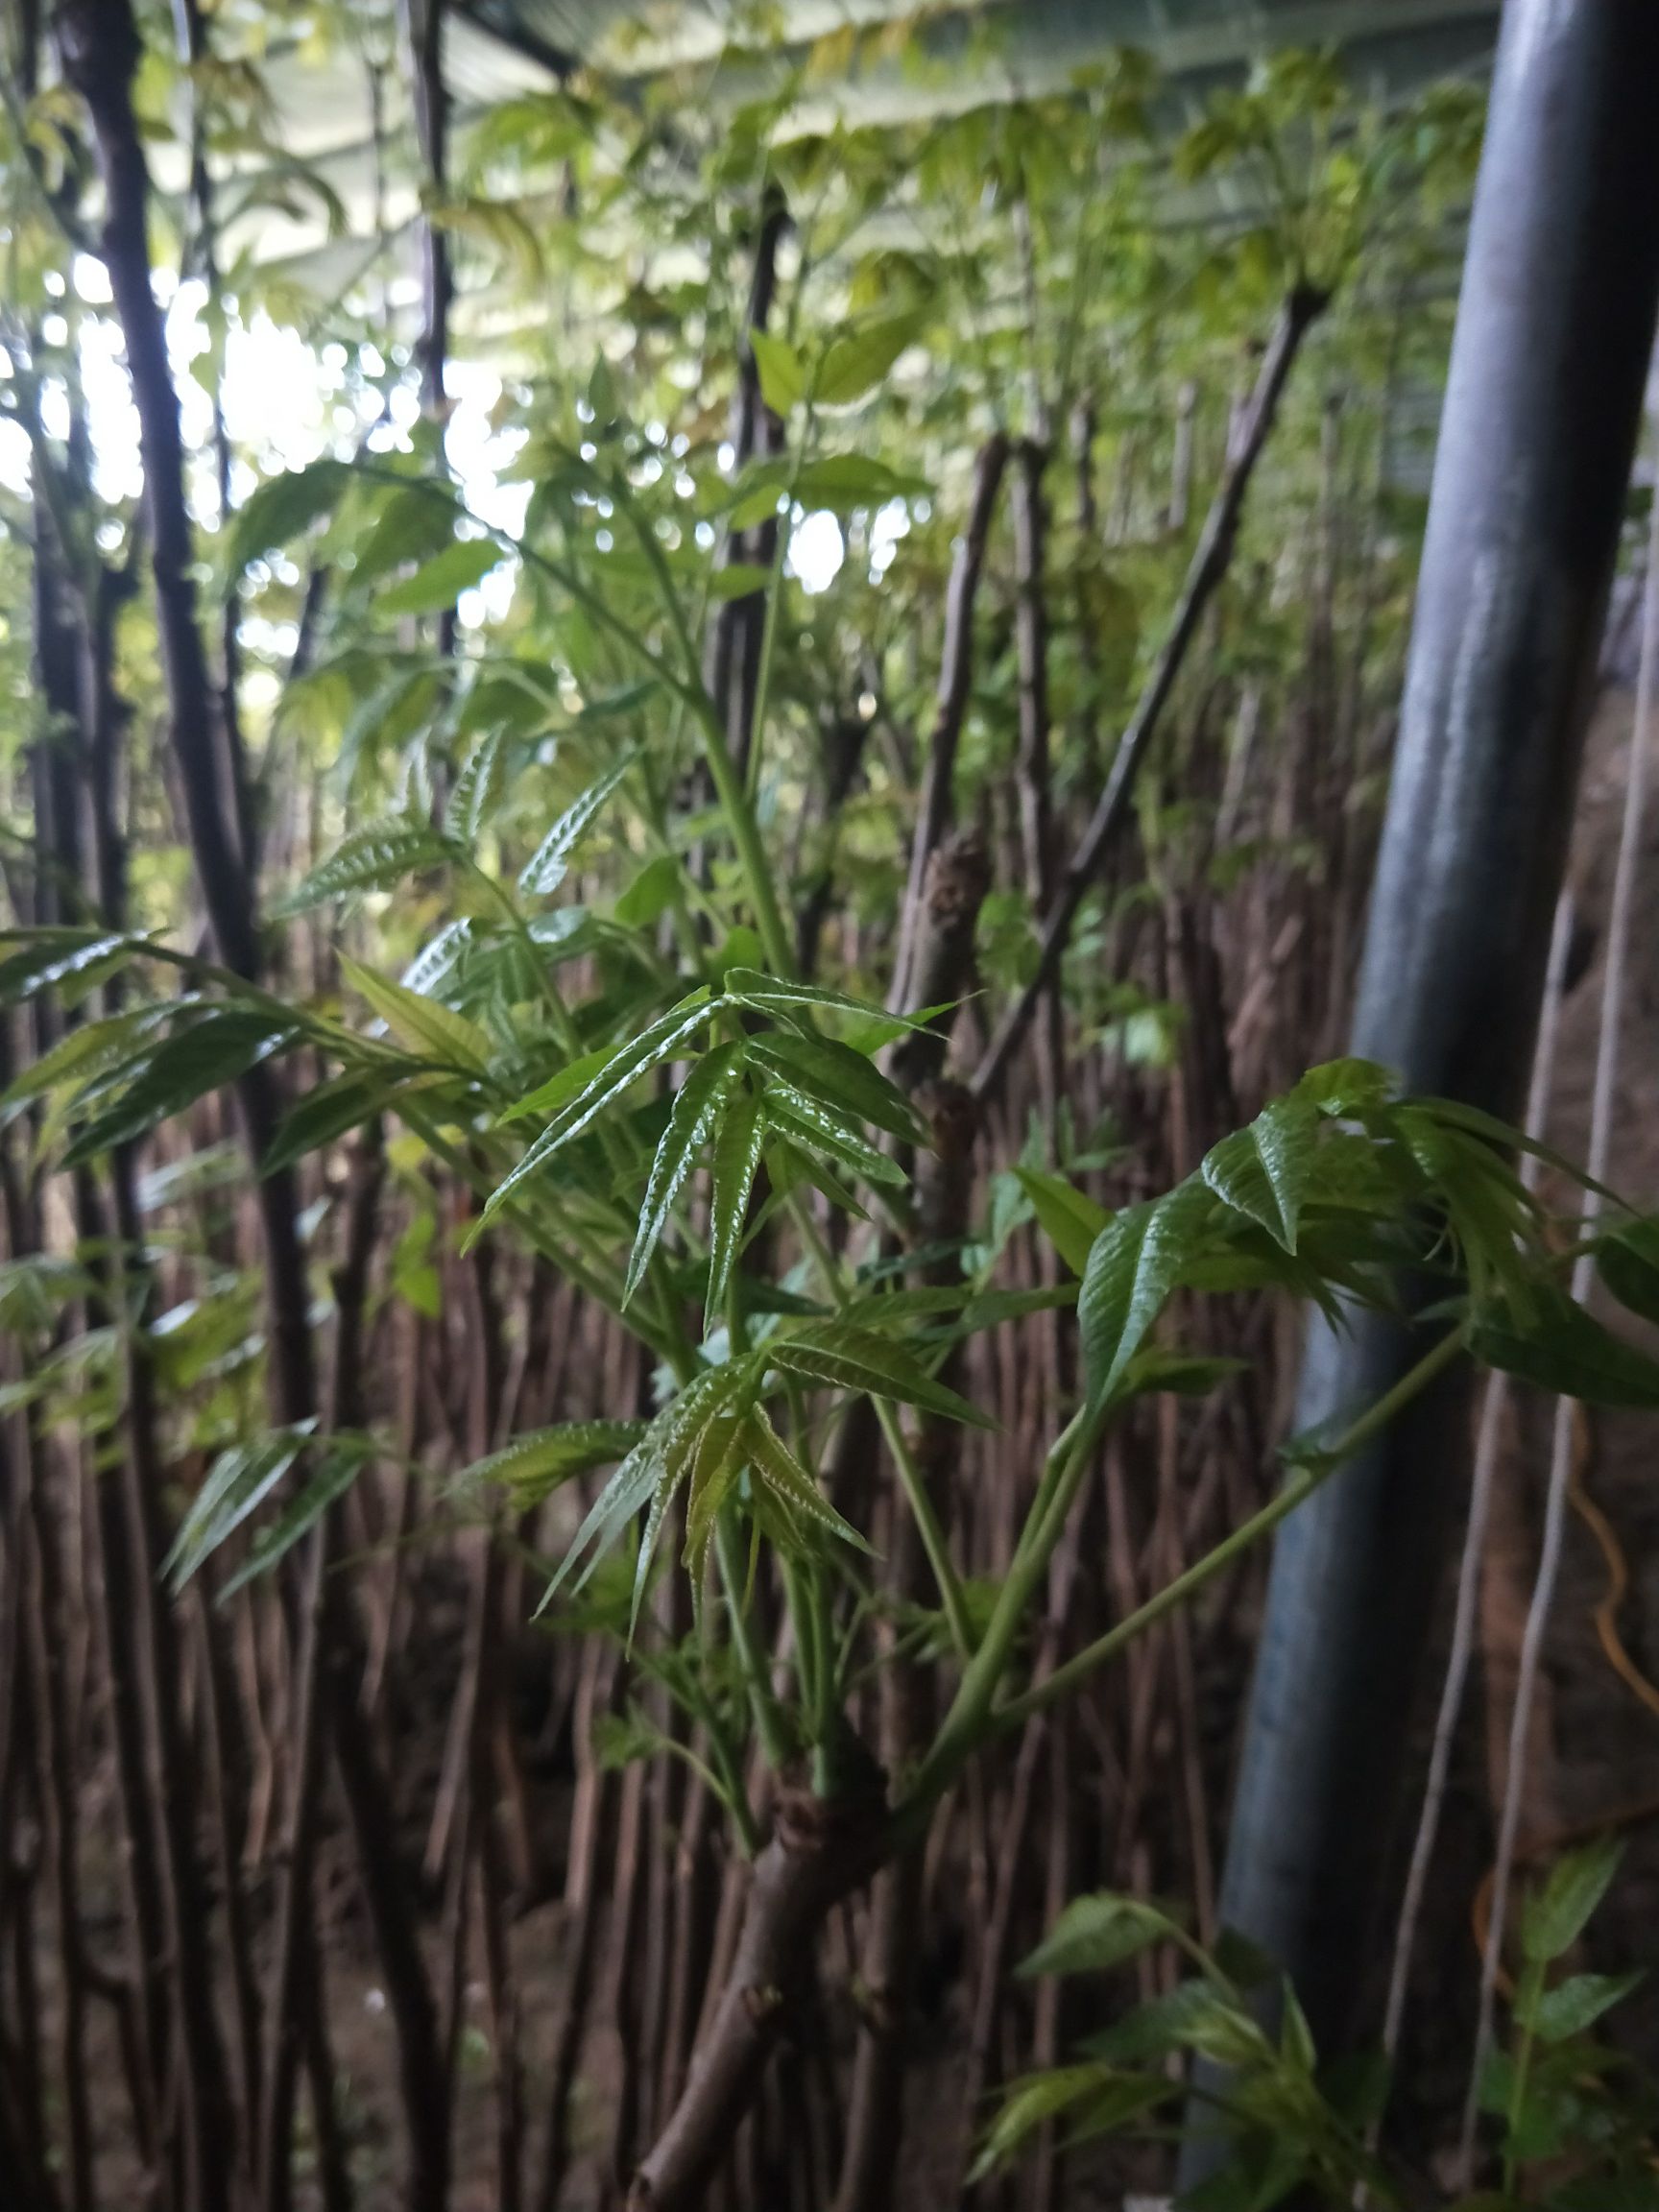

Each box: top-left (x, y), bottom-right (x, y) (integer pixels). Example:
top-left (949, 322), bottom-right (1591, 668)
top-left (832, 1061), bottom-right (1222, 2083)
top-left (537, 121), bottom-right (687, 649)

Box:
top-left (482, 991), bottom-right (715, 1224)
top-left (747, 1030), bottom-right (925, 1143)
top-left (518, 754), bottom-right (635, 898)
top-left (768, 1321), bottom-right (994, 1428)
top-left (1202, 1089), bottom-right (1320, 1251)
top-left (740, 1410), bottom-right (870, 1555)
top-left (285, 816), bottom-right (453, 910)
top-left (459, 1419), bottom-right (647, 1506)
top-left (623, 1044), bottom-right (747, 1306)
top-left (723, 967), bottom-right (925, 1030)
top-left (761, 1081), bottom-right (908, 1189)
top-left (1079, 1179), bottom-right (1220, 1412)
top-left (449, 730), bottom-right (510, 843)
top-left (705, 1089), bottom-right (766, 1322)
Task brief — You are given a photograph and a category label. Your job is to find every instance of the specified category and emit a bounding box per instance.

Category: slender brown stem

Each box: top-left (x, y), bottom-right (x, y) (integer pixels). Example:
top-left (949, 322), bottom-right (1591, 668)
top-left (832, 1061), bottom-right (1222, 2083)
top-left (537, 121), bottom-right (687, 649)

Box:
top-left (973, 287), bottom-right (1326, 1104)
top-left (890, 434), bottom-right (1010, 1013)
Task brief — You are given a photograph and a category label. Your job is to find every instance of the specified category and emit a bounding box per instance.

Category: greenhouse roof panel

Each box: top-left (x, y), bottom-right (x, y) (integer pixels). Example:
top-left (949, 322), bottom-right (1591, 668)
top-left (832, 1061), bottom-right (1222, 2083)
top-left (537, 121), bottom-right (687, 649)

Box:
top-left (458, 0), bottom-right (1501, 108)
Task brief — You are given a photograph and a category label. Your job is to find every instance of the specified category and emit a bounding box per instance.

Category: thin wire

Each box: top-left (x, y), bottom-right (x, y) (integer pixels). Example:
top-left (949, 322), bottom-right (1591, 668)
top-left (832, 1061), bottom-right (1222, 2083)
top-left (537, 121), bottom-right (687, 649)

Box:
top-left (1456, 418), bottom-right (1659, 2185)
top-left (1365, 887), bottom-right (1574, 2184)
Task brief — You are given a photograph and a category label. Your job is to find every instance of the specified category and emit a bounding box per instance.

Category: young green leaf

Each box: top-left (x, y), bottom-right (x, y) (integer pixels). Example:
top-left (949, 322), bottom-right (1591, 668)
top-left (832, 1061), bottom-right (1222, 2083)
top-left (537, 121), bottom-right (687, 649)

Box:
top-left (761, 1081), bottom-right (908, 1189)
top-left (457, 1419), bottom-right (646, 1506)
top-left (746, 1031), bottom-right (926, 1143)
top-left (351, 480), bottom-right (463, 585)
top-left (1470, 1293), bottom-right (1659, 1409)
top-left (62, 1006), bottom-right (297, 1167)
top-left (793, 454), bottom-right (927, 510)
top-left (539, 1363), bottom-right (758, 1616)
top-left (163, 1424), bottom-right (317, 1590)
top-left (1597, 1217), bottom-right (1659, 1327)
top-left (1120, 1350), bottom-right (1249, 1399)
top-left (766, 1134), bottom-right (870, 1221)
top-left (572, 679), bottom-right (657, 724)
top-left (614, 853), bottom-right (683, 930)
top-left (623, 1044), bottom-right (747, 1307)
top-left (706, 562), bottom-right (775, 602)
top-left (740, 1410), bottom-right (870, 1555)
top-left (1523, 1835), bottom-right (1623, 1964)
top-left (1, 1005), bottom-right (156, 1112)
top-left (282, 815), bottom-right (453, 911)
top-left (1528, 1970), bottom-right (1642, 2044)
top-left (263, 1068), bottom-right (408, 1175)
top-left (342, 953), bottom-right (493, 1074)
top-left (1079, 1179), bottom-right (1219, 1412)
top-left (499, 1043), bottom-right (613, 1124)
top-left (1020, 1894), bottom-right (1186, 1980)
top-left (226, 456), bottom-right (351, 575)
top-left (482, 992), bottom-right (716, 1225)
top-left (518, 754), bottom-right (635, 897)
top-left (816, 311), bottom-right (926, 406)
top-left (541, 1434), bottom-right (664, 1609)
top-left (1089, 1979), bottom-right (1272, 2070)
top-left (727, 474), bottom-right (789, 532)
top-left (768, 1321), bottom-right (994, 1428)
top-left (635, 1362), bottom-right (757, 1627)
top-left (1295, 1057), bottom-right (1395, 1118)
top-left (375, 535), bottom-right (501, 616)
top-left (1014, 1167), bottom-right (1112, 1277)
top-left (1201, 1089), bottom-right (1320, 1251)
top-left (216, 1436), bottom-right (376, 1599)
top-left (747, 328), bottom-right (806, 415)
top-left (706, 1088), bottom-right (766, 1322)
top-left (970, 2068), bottom-right (1172, 2185)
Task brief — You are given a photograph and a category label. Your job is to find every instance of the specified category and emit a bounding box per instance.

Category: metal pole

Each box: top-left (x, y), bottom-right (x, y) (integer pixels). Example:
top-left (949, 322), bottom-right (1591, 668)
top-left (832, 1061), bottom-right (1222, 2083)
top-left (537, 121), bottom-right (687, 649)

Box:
top-left (1196, 0), bottom-right (1659, 2120)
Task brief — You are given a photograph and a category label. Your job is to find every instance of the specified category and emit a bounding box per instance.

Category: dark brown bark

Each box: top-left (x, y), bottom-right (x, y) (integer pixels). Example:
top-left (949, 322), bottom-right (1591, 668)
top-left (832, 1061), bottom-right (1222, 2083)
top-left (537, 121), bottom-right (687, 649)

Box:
top-left (398, 0), bottom-right (451, 421)
top-left (19, 1415), bottom-right (97, 2212)
top-left (535, 1637), bottom-right (611, 2212)
top-left (174, 0), bottom-right (255, 875)
top-left (628, 1789), bottom-right (888, 2212)
top-left (702, 180), bottom-right (790, 788)
top-left (60, 17), bottom-right (447, 2208)
top-left (891, 435), bottom-right (1010, 1013)
top-left (795, 711), bottom-right (872, 978)
top-left (34, 439), bottom-right (238, 2210)
top-left (1010, 440), bottom-right (1054, 915)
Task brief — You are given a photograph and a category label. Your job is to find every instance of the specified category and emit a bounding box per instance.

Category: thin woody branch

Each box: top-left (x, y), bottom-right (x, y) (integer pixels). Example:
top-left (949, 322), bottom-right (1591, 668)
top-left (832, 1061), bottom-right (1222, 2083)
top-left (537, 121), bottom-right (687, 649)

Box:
top-left (973, 285), bottom-right (1327, 1105)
